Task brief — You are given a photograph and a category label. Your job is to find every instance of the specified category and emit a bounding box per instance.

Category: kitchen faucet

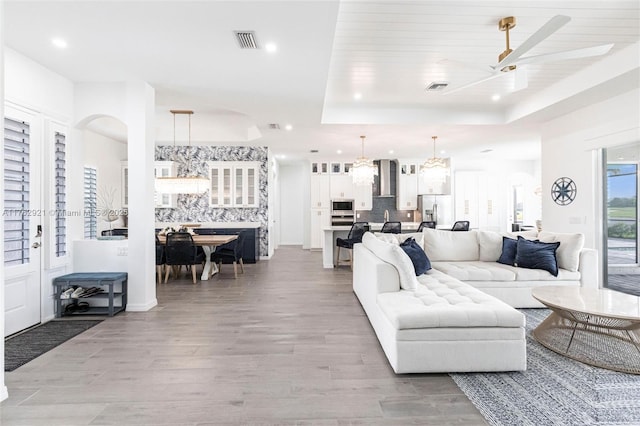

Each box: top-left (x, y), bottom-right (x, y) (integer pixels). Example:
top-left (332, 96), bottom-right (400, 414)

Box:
top-left (384, 209), bottom-right (389, 222)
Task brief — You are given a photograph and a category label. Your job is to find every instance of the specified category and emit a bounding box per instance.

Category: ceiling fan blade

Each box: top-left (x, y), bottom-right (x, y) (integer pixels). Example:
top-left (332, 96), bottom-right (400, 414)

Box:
top-left (510, 43), bottom-right (615, 66)
top-left (442, 72), bottom-right (506, 95)
top-left (497, 15), bottom-right (571, 70)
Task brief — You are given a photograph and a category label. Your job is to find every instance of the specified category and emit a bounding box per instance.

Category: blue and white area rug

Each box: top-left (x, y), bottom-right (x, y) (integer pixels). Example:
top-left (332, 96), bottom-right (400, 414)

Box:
top-left (450, 309), bottom-right (640, 426)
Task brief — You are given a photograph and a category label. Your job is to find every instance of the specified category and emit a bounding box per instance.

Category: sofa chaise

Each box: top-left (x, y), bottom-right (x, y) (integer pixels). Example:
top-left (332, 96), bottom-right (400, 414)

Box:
top-left (352, 228), bottom-right (598, 373)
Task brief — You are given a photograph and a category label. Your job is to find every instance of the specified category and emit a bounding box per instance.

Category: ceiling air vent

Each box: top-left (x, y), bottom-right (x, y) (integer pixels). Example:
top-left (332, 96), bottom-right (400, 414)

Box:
top-left (425, 81), bottom-right (449, 91)
top-left (268, 123), bottom-right (280, 130)
top-left (310, 149), bottom-right (319, 153)
top-left (235, 31), bottom-right (258, 49)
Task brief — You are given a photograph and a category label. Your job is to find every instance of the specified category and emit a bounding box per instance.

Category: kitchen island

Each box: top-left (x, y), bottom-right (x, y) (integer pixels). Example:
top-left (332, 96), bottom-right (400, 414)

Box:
top-left (322, 222), bottom-right (427, 269)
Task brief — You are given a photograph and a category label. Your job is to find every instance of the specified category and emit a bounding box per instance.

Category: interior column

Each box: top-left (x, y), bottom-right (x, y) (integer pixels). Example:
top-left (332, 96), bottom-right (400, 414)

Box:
top-left (125, 82), bottom-right (157, 311)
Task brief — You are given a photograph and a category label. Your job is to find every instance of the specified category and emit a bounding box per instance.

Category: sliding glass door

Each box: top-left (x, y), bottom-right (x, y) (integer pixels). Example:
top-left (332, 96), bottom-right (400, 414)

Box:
top-left (605, 143), bottom-right (639, 295)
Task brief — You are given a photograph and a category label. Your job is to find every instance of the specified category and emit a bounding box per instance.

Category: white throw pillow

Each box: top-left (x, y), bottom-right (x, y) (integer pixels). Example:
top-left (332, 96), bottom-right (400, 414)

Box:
top-left (538, 231), bottom-right (584, 272)
top-left (423, 228), bottom-right (479, 261)
top-left (372, 232), bottom-right (425, 250)
top-left (477, 229), bottom-right (539, 261)
top-left (361, 232), bottom-right (420, 290)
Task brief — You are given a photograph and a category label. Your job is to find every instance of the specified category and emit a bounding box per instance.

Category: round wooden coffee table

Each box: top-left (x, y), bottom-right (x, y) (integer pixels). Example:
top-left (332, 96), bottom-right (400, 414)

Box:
top-left (531, 286), bottom-right (640, 374)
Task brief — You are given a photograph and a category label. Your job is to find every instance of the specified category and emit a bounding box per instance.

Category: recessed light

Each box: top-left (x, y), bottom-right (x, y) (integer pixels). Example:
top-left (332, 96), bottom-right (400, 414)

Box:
top-left (265, 42), bottom-right (277, 53)
top-left (389, 150), bottom-right (394, 154)
top-left (337, 149), bottom-right (342, 154)
top-left (353, 92), bottom-right (362, 100)
top-left (440, 150), bottom-right (446, 155)
top-left (284, 124), bottom-right (293, 131)
top-left (52, 38), bottom-right (67, 49)
top-left (491, 94), bottom-right (501, 102)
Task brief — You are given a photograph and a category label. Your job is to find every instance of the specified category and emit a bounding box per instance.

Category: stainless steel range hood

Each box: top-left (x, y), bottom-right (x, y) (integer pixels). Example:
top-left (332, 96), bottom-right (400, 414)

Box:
top-left (375, 159), bottom-right (395, 197)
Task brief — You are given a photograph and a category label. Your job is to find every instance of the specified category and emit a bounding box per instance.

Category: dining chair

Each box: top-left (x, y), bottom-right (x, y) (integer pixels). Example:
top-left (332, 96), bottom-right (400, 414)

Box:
top-left (417, 221), bottom-right (436, 232)
top-left (155, 234), bottom-right (165, 285)
top-left (451, 221), bottom-right (470, 231)
top-left (164, 232), bottom-right (205, 284)
top-left (335, 222), bottom-right (370, 269)
top-left (211, 231), bottom-right (246, 278)
top-left (380, 221), bottom-right (401, 234)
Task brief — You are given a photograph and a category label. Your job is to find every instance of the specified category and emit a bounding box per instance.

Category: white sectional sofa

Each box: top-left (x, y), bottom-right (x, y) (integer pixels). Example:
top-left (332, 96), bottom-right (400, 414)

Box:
top-left (421, 228), bottom-right (598, 308)
top-left (352, 228), bottom-right (598, 374)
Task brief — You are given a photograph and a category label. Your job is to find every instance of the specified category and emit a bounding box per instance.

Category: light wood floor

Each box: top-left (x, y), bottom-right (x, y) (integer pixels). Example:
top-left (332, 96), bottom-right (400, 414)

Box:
top-left (1, 246), bottom-right (486, 425)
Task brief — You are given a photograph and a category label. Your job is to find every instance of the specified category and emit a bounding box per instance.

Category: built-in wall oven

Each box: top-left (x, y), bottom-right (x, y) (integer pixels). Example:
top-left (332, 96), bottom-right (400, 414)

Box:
top-left (331, 199), bottom-right (355, 226)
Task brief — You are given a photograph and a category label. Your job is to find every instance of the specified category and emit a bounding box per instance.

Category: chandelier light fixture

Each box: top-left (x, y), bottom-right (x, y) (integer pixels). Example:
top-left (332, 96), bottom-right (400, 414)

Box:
top-left (420, 136), bottom-right (450, 185)
top-left (350, 135), bottom-right (378, 186)
top-left (155, 110), bottom-right (210, 194)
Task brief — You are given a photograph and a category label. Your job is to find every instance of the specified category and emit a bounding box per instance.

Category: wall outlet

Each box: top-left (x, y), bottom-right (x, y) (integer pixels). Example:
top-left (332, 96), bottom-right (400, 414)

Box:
top-left (356, 213), bottom-right (360, 218)
top-left (117, 247), bottom-right (128, 256)
top-left (407, 213), bottom-right (411, 218)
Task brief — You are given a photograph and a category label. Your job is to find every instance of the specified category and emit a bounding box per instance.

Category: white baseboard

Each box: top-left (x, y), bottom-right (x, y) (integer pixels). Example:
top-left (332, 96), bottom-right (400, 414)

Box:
top-left (125, 299), bottom-right (158, 312)
top-left (0, 385), bottom-right (8, 402)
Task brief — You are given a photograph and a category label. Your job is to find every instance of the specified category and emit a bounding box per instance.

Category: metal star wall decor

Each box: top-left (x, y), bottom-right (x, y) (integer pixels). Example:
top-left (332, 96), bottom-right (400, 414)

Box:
top-left (551, 177), bottom-right (576, 205)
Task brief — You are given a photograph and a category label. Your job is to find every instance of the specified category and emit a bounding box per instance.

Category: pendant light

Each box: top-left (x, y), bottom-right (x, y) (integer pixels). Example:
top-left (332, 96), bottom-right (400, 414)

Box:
top-left (155, 110), bottom-right (210, 194)
top-left (350, 135), bottom-right (378, 186)
top-left (420, 136), bottom-right (450, 185)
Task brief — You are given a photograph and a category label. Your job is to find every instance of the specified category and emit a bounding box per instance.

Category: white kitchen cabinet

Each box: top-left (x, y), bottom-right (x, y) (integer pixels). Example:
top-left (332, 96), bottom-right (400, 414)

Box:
top-left (310, 161), bottom-right (329, 174)
top-left (209, 162), bottom-right (234, 207)
top-left (354, 182), bottom-right (372, 211)
top-left (154, 161), bottom-right (178, 208)
top-left (209, 161), bottom-right (259, 208)
top-left (396, 160), bottom-right (418, 210)
top-left (310, 174), bottom-right (331, 209)
top-left (454, 171), bottom-right (504, 231)
top-left (123, 161), bottom-right (178, 208)
top-left (310, 208), bottom-right (330, 249)
top-left (234, 162), bottom-right (259, 207)
top-left (330, 174), bottom-right (355, 200)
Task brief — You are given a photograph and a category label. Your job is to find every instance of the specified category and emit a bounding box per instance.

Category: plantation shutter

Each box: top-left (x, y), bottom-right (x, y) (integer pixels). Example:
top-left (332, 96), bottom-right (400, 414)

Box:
top-left (4, 117), bottom-right (31, 266)
top-left (54, 132), bottom-right (67, 256)
top-left (84, 166), bottom-right (97, 239)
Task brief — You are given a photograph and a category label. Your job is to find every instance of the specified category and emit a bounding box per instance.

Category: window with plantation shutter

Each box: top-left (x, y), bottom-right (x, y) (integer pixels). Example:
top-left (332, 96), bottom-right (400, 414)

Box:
top-left (54, 132), bottom-right (67, 256)
top-left (4, 117), bottom-right (31, 266)
top-left (84, 166), bottom-right (97, 239)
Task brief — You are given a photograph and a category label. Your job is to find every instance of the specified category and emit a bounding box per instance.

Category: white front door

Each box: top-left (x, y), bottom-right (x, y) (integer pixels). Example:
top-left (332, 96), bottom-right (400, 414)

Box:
top-left (4, 106), bottom-right (42, 337)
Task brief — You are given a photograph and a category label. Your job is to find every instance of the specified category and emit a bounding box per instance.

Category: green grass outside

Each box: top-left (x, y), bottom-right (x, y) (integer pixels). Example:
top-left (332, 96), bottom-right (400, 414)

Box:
top-left (608, 207), bottom-right (637, 219)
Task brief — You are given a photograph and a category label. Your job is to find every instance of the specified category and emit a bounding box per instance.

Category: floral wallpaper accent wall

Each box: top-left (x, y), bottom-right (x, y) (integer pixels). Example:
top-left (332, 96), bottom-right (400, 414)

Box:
top-left (155, 146), bottom-right (269, 257)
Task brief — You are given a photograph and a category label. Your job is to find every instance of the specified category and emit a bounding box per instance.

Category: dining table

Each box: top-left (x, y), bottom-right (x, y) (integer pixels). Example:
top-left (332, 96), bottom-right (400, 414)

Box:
top-left (157, 234), bottom-right (238, 280)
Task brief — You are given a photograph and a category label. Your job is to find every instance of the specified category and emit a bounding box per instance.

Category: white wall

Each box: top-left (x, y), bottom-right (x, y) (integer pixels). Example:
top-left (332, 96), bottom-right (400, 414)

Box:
top-left (1, 0), bottom-right (7, 403)
top-left (5, 49), bottom-right (73, 121)
top-left (541, 89), bottom-right (640, 251)
top-left (82, 129), bottom-right (128, 232)
top-left (279, 163), bottom-right (307, 245)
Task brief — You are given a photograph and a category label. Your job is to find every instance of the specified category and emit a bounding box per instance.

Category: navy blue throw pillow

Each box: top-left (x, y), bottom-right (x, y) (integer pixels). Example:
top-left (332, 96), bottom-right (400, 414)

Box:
top-left (515, 236), bottom-right (560, 277)
top-left (400, 237), bottom-right (431, 276)
top-left (497, 237), bottom-right (518, 266)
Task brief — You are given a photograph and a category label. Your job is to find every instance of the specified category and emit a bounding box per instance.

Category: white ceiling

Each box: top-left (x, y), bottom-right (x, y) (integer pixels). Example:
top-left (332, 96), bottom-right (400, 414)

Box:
top-left (4, 1), bottom-right (640, 163)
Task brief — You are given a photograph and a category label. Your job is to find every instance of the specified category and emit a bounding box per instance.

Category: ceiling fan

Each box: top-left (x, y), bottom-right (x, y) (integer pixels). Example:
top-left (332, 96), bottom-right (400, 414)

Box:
top-left (443, 15), bottom-right (614, 95)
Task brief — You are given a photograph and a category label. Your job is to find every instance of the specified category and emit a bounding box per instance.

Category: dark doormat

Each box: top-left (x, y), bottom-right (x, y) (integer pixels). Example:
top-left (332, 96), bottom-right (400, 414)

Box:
top-left (5, 320), bottom-right (103, 372)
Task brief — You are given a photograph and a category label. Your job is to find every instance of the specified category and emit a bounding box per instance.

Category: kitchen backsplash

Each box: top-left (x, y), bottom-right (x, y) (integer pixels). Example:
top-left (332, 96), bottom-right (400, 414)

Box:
top-left (356, 197), bottom-right (415, 223)
top-left (154, 145), bottom-right (269, 257)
